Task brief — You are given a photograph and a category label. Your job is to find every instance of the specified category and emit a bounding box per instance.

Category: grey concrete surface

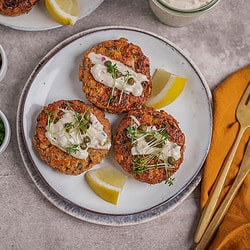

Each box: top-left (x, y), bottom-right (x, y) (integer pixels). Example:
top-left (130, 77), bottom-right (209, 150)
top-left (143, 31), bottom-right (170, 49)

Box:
top-left (0, 0), bottom-right (249, 249)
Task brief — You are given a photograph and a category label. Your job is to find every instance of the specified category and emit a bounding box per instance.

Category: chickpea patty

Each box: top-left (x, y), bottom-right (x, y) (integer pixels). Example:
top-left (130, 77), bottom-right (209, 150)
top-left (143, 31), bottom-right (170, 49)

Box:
top-left (79, 38), bottom-right (152, 113)
top-left (0, 0), bottom-right (39, 16)
top-left (33, 100), bottom-right (112, 175)
top-left (113, 107), bottom-right (185, 184)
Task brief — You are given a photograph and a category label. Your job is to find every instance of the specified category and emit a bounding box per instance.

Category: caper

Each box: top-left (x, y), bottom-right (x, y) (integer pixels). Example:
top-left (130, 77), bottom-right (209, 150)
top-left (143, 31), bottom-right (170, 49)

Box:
top-left (80, 126), bottom-right (86, 134)
top-left (145, 134), bottom-right (155, 142)
top-left (80, 123), bottom-right (90, 134)
top-left (138, 124), bottom-right (146, 131)
top-left (127, 77), bottom-right (134, 85)
top-left (83, 136), bottom-right (91, 143)
top-left (156, 142), bottom-right (165, 148)
top-left (84, 111), bottom-right (90, 121)
top-left (116, 71), bottom-right (123, 78)
top-left (76, 163), bottom-right (82, 170)
top-left (80, 128), bottom-right (85, 134)
top-left (80, 142), bottom-right (87, 150)
top-left (86, 123), bottom-right (90, 129)
top-left (167, 156), bottom-right (176, 165)
top-left (104, 60), bottom-right (112, 67)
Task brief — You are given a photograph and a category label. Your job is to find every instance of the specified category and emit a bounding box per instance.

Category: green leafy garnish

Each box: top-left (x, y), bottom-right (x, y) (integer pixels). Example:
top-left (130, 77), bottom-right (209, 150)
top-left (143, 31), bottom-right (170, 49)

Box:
top-left (104, 60), bottom-right (135, 105)
top-left (106, 62), bottom-right (119, 79)
top-left (45, 104), bottom-right (92, 156)
top-left (64, 122), bottom-right (74, 132)
top-left (165, 177), bottom-right (175, 186)
top-left (126, 125), bottom-right (169, 149)
top-left (73, 107), bottom-right (91, 134)
top-left (44, 109), bottom-right (59, 127)
top-left (65, 144), bottom-right (79, 155)
top-left (127, 124), bottom-right (177, 184)
top-left (0, 117), bottom-right (5, 146)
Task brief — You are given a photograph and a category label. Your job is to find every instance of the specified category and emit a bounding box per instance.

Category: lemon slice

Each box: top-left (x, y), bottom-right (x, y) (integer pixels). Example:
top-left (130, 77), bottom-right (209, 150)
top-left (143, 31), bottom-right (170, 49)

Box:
top-left (45, 0), bottom-right (80, 26)
top-left (146, 69), bottom-right (187, 109)
top-left (85, 166), bottom-right (127, 205)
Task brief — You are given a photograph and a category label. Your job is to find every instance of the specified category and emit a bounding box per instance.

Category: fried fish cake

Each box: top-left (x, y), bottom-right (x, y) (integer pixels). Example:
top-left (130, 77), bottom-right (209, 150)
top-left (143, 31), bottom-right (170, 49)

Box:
top-left (113, 107), bottom-right (185, 184)
top-left (33, 100), bottom-right (112, 175)
top-left (0, 0), bottom-right (38, 16)
top-left (79, 38), bottom-right (152, 113)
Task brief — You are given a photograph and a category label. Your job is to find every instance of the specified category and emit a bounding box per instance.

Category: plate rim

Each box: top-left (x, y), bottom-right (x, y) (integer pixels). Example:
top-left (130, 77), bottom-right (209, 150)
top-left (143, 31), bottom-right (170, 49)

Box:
top-left (16, 25), bottom-right (212, 226)
top-left (0, 0), bottom-right (104, 31)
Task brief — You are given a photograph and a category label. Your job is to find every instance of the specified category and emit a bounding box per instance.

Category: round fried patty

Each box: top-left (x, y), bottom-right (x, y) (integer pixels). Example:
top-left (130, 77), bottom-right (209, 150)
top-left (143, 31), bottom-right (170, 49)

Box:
top-left (113, 107), bottom-right (185, 184)
top-left (0, 0), bottom-right (39, 16)
top-left (33, 100), bottom-right (112, 175)
top-left (79, 38), bottom-right (152, 113)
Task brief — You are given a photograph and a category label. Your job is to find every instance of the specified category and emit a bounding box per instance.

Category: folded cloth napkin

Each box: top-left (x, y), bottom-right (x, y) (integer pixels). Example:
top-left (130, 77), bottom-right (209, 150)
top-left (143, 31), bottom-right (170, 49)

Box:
top-left (200, 65), bottom-right (250, 250)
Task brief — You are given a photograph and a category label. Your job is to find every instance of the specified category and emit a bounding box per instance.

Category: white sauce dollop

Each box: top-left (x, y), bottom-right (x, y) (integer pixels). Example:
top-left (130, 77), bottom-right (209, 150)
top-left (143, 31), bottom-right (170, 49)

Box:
top-left (88, 52), bottom-right (148, 96)
top-left (45, 109), bottom-right (111, 160)
top-left (131, 125), bottom-right (181, 162)
top-left (161, 0), bottom-right (213, 10)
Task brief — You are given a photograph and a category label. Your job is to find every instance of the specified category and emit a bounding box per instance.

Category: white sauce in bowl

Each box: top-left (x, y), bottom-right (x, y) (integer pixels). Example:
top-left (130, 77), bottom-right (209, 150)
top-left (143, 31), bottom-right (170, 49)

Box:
top-left (160, 0), bottom-right (213, 10)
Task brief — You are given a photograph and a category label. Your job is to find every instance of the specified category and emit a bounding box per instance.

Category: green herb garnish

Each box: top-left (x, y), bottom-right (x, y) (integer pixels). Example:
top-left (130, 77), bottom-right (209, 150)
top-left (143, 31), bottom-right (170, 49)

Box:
top-left (65, 144), bottom-right (79, 155)
top-left (0, 117), bottom-right (5, 146)
top-left (104, 60), bottom-right (135, 105)
top-left (126, 124), bottom-right (169, 149)
top-left (127, 124), bottom-right (177, 184)
top-left (73, 107), bottom-right (91, 134)
top-left (45, 104), bottom-right (92, 156)
top-left (44, 110), bottom-right (60, 127)
top-left (165, 177), bottom-right (175, 186)
top-left (105, 61), bottom-right (119, 79)
top-left (64, 122), bottom-right (74, 132)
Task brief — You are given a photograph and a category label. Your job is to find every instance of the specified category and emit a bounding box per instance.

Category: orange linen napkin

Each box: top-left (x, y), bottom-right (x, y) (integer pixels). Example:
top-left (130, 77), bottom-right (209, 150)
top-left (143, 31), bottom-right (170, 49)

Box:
top-left (200, 65), bottom-right (250, 250)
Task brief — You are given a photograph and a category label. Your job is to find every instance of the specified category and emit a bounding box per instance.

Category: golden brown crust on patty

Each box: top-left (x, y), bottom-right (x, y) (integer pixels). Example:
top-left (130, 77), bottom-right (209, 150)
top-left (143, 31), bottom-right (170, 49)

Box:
top-left (79, 38), bottom-right (152, 113)
top-left (0, 0), bottom-right (38, 16)
top-left (113, 107), bottom-right (185, 184)
top-left (33, 100), bottom-right (112, 175)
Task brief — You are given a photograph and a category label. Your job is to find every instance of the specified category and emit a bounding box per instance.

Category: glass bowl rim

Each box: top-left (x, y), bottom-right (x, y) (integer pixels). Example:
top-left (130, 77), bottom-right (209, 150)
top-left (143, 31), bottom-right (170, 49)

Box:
top-left (156, 0), bottom-right (221, 14)
top-left (0, 110), bottom-right (11, 154)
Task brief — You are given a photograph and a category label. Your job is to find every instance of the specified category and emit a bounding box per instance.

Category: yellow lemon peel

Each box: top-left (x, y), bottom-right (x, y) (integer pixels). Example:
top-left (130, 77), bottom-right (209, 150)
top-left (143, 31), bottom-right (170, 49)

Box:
top-left (45, 0), bottom-right (79, 26)
top-left (146, 69), bottom-right (187, 109)
top-left (85, 166), bottom-right (127, 205)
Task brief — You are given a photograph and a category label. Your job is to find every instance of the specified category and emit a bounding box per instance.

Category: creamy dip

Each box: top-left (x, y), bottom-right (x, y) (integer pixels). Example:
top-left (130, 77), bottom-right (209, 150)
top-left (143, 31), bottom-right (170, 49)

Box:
top-left (131, 125), bottom-right (181, 162)
top-left (88, 52), bottom-right (148, 96)
top-left (160, 0), bottom-right (213, 10)
top-left (128, 116), bottom-right (181, 164)
top-left (45, 109), bottom-right (111, 160)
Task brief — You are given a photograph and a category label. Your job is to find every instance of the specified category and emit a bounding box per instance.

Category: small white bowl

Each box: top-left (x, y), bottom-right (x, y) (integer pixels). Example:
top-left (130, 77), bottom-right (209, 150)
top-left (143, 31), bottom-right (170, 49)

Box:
top-left (0, 44), bottom-right (8, 82)
top-left (0, 111), bottom-right (11, 154)
top-left (149, 0), bottom-right (221, 27)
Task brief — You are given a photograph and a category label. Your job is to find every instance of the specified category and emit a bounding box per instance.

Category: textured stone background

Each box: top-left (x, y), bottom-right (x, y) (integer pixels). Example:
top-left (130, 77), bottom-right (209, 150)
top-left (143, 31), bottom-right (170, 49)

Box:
top-left (0, 0), bottom-right (249, 249)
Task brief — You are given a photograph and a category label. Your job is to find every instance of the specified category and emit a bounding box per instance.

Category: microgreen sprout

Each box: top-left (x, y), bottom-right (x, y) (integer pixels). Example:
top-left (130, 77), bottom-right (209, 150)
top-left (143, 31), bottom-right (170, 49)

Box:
top-left (45, 104), bottom-right (92, 156)
top-left (126, 123), bottom-right (177, 184)
top-left (104, 60), bottom-right (135, 105)
top-left (165, 177), bottom-right (175, 186)
top-left (44, 109), bottom-right (60, 127)
top-left (65, 144), bottom-right (79, 155)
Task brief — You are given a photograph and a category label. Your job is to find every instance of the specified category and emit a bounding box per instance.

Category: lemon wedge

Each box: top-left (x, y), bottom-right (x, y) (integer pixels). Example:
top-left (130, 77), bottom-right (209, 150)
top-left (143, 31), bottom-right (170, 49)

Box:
top-left (45, 0), bottom-right (80, 26)
top-left (85, 166), bottom-right (127, 205)
top-left (146, 69), bottom-right (187, 109)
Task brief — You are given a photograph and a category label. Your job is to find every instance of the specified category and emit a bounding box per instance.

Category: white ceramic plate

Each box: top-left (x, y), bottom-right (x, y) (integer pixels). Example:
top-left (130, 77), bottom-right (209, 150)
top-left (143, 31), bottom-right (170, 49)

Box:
top-left (17, 26), bottom-right (212, 225)
top-left (0, 0), bottom-right (103, 31)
